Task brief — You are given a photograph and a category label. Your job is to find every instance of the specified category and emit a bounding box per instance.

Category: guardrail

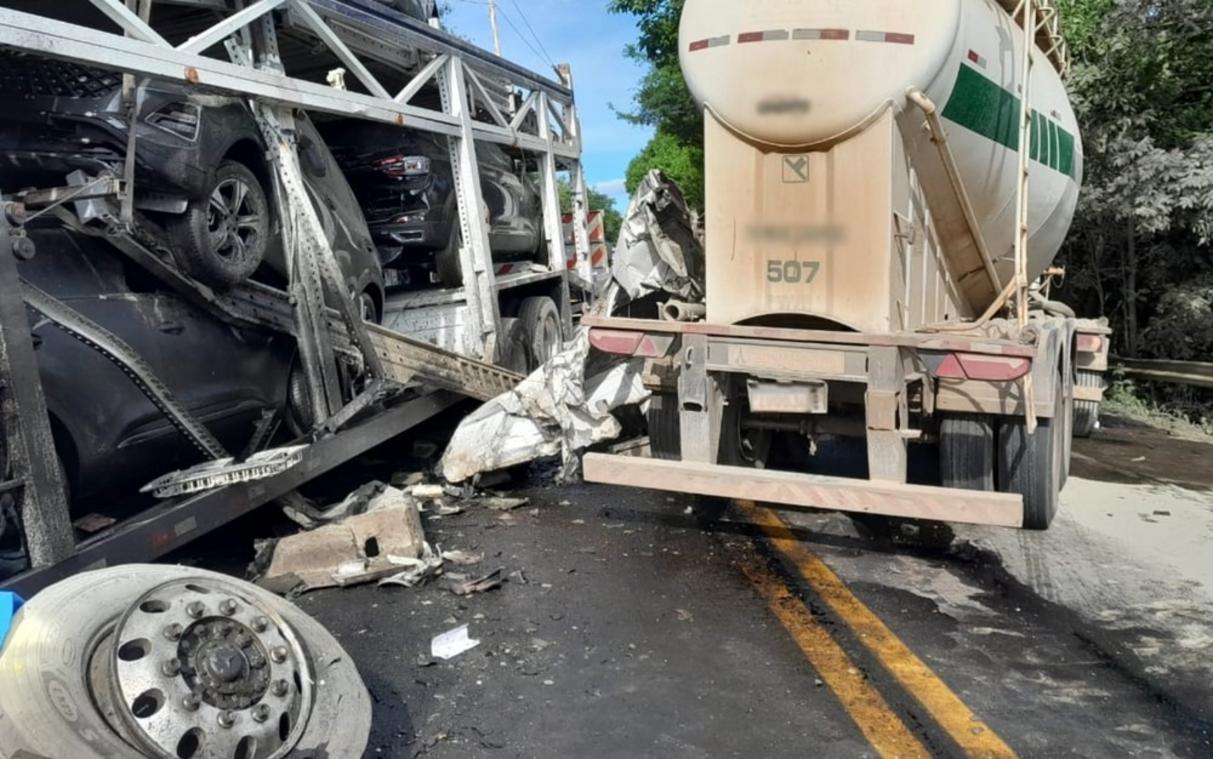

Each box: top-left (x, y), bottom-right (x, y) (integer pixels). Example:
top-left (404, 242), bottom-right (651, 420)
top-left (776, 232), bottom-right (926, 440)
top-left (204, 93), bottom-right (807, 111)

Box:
top-left (1118, 358), bottom-right (1213, 389)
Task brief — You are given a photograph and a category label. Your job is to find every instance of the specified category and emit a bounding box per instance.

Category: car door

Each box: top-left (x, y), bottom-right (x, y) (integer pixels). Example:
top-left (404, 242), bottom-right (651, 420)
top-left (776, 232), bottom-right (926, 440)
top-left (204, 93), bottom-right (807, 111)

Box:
top-left (21, 229), bottom-right (291, 497)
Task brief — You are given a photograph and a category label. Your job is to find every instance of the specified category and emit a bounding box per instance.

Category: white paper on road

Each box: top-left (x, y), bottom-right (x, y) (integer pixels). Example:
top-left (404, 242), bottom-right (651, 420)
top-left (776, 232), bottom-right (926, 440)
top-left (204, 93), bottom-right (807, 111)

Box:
top-left (431, 624), bottom-right (479, 660)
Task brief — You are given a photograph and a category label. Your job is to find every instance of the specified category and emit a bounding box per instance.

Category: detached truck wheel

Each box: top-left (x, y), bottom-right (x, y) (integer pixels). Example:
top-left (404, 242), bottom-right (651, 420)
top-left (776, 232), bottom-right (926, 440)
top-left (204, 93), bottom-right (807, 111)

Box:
top-left (997, 382), bottom-right (1065, 530)
top-left (0, 565), bottom-right (369, 759)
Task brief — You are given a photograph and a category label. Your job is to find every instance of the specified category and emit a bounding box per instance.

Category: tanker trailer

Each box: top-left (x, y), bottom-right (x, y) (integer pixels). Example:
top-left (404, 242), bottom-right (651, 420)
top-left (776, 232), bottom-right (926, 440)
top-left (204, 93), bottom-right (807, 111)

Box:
top-left (583, 0), bottom-right (1089, 530)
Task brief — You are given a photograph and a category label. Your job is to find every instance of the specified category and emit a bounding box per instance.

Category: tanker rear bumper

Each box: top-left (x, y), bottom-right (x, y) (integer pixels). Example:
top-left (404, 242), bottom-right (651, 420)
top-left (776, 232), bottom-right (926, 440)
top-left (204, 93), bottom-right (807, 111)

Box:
top-left (583, 453), bottom-right (1025, 528)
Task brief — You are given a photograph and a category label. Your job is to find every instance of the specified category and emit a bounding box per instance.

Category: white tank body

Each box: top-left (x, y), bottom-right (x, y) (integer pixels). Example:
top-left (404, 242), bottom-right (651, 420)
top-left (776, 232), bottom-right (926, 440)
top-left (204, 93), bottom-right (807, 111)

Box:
top-left (679, 0), bottom-right (1083, 310)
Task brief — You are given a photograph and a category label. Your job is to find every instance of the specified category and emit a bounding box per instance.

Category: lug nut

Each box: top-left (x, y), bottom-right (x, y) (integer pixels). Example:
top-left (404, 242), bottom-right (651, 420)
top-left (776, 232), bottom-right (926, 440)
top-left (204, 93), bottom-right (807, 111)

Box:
top-left (271, 679), bottom-right (289, 697)
top-left (219, 599), bottom-right (239, 616)
top-left (186, 601), bottom-right (206, 619)
top-left (252, 616), bottom-right (269, 633)
top-left (181, 693), bottom-right (201, 712)
top-left (161, 659), bottom-right (181, 677)
top-left (252, 703), bottom-right (272, 723)
top-left (163, 623), bottom-right (184, 642)
top-left (270, 646), bottom-right (288, 664)
top-left (217, 710), bottom-right (237, 729)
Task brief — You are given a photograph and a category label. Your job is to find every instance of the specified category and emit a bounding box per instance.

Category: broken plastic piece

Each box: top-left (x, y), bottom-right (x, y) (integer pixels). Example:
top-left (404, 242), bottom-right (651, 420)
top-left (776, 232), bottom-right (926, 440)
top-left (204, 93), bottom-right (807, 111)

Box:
top-left (431, 624), bottom-right (479, 660)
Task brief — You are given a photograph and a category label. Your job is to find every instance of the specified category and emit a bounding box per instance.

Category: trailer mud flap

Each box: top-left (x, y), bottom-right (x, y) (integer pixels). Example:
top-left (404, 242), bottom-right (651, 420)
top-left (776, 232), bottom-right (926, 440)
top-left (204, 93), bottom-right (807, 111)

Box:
top-left (582, 453), bottom-right (1024, 528)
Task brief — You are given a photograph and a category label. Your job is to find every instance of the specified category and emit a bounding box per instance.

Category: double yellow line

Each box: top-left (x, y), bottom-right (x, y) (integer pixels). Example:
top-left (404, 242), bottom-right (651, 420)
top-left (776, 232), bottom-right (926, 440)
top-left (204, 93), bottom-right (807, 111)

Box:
top-left (736, 500), bottom-right (1017, 758)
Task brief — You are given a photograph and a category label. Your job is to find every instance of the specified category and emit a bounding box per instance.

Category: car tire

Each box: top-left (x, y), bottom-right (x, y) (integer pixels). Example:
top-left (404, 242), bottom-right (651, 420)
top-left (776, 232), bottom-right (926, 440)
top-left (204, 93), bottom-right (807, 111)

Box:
top-left (940, 414), bottom-right (995, 491)
top-left (517, 297), bottom-right (562, 371)
top-left (498, 317), bottom-right (530, 375)
top-left (997, 379), bottom-right (1065, 530)
top-left (0, 565), bottom-right (370, 759)
top-left (359, 289), bottom-right (380, 324)
top-left (435, 224), bottom-right (463, 289)
top-left (167, 161), bottom-right (270, 289)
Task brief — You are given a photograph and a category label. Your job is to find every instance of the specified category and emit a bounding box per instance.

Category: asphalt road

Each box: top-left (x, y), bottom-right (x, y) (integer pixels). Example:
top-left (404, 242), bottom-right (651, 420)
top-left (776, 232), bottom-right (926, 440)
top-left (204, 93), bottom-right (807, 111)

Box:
top-left (181, 413), bottom-right (1213, 758)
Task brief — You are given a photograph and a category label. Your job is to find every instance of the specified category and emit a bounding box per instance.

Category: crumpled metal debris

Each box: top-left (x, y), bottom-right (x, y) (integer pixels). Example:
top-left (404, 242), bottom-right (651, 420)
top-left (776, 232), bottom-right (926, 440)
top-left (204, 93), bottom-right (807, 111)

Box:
top-left (601, 169), bottom-right (704, 309)
top-left (439, 328), bottom-right (650, 483)
top-left (445, 568), bottom-right (503, 596)
top-left (377, 541), bottom-right (444, 588)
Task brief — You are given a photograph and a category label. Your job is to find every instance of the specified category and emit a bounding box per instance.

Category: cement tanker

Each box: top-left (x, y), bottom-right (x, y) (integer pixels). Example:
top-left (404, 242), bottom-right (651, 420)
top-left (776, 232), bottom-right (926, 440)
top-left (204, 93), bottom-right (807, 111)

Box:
top-left (680, 0), bottom-right (1082, 328)
top-left (583, 0), bottom-right (1107, 532)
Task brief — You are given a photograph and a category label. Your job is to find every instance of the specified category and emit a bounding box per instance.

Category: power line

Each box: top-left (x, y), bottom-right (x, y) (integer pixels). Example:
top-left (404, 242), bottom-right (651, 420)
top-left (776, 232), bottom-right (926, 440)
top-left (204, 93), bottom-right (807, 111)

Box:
top-left (507, 0), bottom-right (556, 68)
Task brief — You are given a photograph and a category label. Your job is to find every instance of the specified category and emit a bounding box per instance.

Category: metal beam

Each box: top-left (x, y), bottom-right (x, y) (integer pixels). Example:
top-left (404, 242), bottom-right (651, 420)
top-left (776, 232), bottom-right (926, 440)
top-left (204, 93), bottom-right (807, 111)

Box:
top-left (288, 0), bottom-right (391, 100)
top-left (177, 0), bottom-right (289, 54)
top-left (0, 213), bottom-right (75, 567)
top-left (1, 392), bottom-right (462, 597)
top-left (87, 0), bottom-right (171, 46)
top-left (582, 454), bottom-right (1025, 528)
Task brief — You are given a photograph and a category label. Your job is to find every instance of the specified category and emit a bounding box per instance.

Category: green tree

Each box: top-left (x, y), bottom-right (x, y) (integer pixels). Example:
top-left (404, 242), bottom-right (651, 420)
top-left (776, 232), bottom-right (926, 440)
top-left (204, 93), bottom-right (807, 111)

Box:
top-left (609, 0), bottom-right (705, 208)
top-left (1055, 0), bottom-right (1213, 359)
top-left (624, 132), bottom-right (703, 207)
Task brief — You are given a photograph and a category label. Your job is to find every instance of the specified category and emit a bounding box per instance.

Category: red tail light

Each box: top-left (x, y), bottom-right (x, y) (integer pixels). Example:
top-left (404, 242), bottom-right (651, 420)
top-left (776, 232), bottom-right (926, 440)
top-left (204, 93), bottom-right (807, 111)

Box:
top-left (589, 329), bottom-right (673, 358)
top-left (374, 154), bottom-right (430, 178)
top-left (934, 353), bottom-right (1032, 381)
top-left (1075, 334), bottom-right (1104, 353)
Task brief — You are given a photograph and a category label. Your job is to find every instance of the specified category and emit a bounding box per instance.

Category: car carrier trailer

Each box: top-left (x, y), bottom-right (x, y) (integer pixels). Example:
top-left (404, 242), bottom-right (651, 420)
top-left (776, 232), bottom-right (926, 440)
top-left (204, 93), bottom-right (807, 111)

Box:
top-left (0, 0), bottom-right (597, 596)
top-left (583, 0), bottom-right (1108, 531)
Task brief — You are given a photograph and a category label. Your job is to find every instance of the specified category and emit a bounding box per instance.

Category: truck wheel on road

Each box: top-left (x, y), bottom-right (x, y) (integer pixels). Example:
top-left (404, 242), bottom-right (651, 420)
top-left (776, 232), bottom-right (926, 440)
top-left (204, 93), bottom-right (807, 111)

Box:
top-left (647, 392), bottom-right (681, 460)
top-left (0, 565), bottom-right (370, 759)
top-left (940, 414), bottom-right (995, 491)
top-left (167, 161), bottom-right (269, 289)
top-left (517, 297), bottom-right (562, 372)
top-left (1073, 370), bottom-right (1102, 438)
top-left (997, 384), bottom-right (1065, 530)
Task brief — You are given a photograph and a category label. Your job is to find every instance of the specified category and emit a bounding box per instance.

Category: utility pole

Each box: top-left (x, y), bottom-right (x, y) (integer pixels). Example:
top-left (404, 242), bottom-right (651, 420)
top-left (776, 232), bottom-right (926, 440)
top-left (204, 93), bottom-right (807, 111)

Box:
top-left (488, 0), bottom-right (502, 56)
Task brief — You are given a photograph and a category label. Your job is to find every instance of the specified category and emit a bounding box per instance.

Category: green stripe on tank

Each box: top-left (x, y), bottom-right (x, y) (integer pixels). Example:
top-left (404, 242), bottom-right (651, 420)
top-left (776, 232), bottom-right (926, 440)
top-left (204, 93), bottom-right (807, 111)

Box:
top-left (940, 63), bottom-right (1078, 180)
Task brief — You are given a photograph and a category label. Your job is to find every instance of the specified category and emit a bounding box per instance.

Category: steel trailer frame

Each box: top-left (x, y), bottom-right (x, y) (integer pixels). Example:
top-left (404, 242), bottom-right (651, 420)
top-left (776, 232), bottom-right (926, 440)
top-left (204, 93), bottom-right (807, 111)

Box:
top-left (0, 0), bottom-right (594, 592)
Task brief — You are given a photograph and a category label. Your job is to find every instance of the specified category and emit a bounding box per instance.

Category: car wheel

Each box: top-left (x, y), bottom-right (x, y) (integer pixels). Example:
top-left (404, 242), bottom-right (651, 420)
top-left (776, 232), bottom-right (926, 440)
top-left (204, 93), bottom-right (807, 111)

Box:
top-left (167, 161), bottom-right (270, 289)
top-left (434, 224), bottom-right (463, 289)
top-left (359, 289), bottom-right (380, 324)
top-left (517, 297), bottom-right (562, 371)
top-left (496, 318), bottom-right (530, 375)
top-left (0, 565), bottom-right (370, 759)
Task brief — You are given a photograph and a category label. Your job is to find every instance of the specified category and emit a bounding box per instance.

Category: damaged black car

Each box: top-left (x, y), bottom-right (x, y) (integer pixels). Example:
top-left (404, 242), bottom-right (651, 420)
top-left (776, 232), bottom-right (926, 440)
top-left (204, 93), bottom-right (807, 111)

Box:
top-left (0, 50), bottom-right (384, 316)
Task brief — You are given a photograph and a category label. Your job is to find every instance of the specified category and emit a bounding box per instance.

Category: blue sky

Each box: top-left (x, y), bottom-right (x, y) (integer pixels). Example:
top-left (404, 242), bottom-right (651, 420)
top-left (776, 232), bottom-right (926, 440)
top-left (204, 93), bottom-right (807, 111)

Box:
top-left (442, 0), bottom-right (651, 209)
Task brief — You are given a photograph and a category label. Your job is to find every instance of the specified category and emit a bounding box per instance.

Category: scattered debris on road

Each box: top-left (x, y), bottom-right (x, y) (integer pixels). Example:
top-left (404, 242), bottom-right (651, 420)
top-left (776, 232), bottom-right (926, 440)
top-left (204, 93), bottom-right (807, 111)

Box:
top-left (431, 623), bottom-right (480, 660)
top-left (258, 483), bottom-right (427, 593)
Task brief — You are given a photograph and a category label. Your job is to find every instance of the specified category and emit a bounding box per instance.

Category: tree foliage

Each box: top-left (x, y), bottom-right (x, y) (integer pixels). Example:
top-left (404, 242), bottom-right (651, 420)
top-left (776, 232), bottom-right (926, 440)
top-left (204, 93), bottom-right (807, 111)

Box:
top-left (608, 0), bottom-right (705, 207)
top-left (1056, 0), bottom-right (1213, 362)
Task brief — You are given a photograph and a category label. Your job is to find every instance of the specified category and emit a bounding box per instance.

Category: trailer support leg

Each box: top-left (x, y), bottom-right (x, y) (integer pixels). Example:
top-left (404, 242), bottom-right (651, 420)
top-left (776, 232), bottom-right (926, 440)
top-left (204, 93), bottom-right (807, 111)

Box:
top-left (866, 346), bottom-right (908, 483)
top-left (678, 334), bottom-right (724, 464)
top-left (0, 211), bottom-right (74, 566)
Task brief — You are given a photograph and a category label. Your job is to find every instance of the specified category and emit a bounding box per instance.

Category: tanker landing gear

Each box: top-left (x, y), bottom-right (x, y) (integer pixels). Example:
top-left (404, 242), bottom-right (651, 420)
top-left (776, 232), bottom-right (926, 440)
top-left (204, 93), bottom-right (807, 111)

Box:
top-left (0, 566), bottom-right (371, 758)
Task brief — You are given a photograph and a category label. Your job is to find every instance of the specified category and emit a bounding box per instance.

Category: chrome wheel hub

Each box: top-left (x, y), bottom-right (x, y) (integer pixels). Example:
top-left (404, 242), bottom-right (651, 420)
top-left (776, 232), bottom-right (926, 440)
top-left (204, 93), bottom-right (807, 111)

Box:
top-left (101, 578), bottom-right (312, 759)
